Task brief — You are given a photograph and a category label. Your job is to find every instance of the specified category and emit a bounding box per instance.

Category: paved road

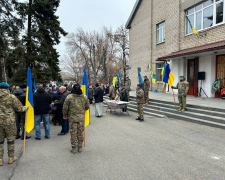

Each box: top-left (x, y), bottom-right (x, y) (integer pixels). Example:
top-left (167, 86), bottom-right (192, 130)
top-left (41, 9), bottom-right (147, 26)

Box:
top-left (1, 106), bottom-right (225, 180)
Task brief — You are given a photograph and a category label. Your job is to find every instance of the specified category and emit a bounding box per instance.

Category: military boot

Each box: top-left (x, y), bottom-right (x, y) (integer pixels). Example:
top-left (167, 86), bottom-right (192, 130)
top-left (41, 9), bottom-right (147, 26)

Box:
top-left (78, 144), bottom-right (82, 153)
top-left (8, 157), bottom-right (17, 164)
top-left (0, 159), bottom-right (3, 166)
top-left (70, 148), bottom-right (76, 154)
top-left (178, 108), bottom-right (182, 111)
top-left (136, 117), bottom-right (141, 120)
top-left (181, 109), bottom-right (185, 112)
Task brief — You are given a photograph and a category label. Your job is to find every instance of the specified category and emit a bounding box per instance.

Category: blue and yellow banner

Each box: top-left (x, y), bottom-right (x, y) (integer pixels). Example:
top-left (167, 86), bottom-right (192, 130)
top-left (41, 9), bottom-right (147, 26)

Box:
top-left (212, 77), bottom-right (220, 93)
top-left (26, 67), bottom-right (34, 133)
top-left (163, 64), bottom-right (175, 86)
top-left (186, 16), bottom-right (198, 35)
top-left (81, 68), bottom-right (89, 127)
top-left (137, 66), bottom-right (144, 89)
top-left (148, 63), bottom-right (156, 84)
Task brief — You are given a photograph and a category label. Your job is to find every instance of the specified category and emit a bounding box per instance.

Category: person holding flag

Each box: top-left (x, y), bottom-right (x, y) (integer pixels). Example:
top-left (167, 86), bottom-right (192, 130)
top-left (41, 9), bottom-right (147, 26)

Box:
top-left (172, 75), bottom-right (189, 112)
top-left (0, 82), bottom-right (29, 166)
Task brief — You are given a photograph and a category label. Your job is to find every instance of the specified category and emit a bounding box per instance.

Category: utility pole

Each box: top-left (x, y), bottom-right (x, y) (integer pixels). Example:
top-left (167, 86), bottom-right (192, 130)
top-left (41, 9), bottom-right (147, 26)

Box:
top-left (93, 44), bottom-right (97, 84)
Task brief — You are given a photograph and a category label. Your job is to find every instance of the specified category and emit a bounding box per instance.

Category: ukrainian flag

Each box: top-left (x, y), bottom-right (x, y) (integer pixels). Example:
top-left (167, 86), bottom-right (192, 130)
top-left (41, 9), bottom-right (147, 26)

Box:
top-left (81, 68), bottom-right (89, 127)
top-left (186, 16), bottom-right (198, 35)
top-left (26, 67), bottom-right (34, 133)
top-left (148, 63), bottom-right (156, 84)
top-left (161, 62), bottom-right (166, 77)
top-left (137, 66), bottom-right (144, 89)
top-left (163, 64), bottom-right (175, 86)
top-left (113, 76), bottom-right (117, 87)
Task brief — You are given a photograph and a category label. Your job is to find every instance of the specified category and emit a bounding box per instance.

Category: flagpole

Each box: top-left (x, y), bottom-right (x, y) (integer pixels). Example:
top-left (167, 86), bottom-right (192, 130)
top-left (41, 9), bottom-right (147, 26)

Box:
top-left (172, 89), bottom-right (177, 110)
top-left (23, 112), bottom-right (27, 158)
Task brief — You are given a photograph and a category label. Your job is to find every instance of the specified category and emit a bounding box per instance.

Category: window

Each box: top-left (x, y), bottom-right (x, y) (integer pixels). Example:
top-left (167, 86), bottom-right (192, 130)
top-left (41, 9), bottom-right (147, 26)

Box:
top-left (156, 63), bottom-right (164, 82)
top-left (186, 0), bottom-right (225, 35)
top-left (157, 21), bottom-right (165, 44)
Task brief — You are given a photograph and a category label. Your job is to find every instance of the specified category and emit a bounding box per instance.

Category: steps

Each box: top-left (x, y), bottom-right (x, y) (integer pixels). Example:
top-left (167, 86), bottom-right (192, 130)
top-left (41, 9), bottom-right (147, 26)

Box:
top-left (103, 96), bottom-right (225, 130)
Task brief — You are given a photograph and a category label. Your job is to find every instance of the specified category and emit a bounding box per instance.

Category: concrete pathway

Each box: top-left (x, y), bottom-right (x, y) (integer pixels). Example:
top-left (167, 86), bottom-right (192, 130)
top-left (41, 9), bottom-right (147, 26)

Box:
top-left (1, 106), bottom-right (225, 180)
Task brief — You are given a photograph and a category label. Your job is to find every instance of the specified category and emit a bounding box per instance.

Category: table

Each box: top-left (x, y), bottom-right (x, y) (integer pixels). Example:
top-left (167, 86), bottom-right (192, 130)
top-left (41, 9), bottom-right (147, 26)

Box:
top-left (105, 100), bottom-right (130, 116)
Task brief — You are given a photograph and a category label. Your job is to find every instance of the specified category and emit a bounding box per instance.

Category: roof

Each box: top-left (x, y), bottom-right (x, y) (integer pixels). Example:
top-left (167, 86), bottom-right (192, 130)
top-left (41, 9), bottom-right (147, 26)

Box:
top-left (125, 0), bottom-right (143, 29)
top-left (157, 40), bottom-right (225, 61)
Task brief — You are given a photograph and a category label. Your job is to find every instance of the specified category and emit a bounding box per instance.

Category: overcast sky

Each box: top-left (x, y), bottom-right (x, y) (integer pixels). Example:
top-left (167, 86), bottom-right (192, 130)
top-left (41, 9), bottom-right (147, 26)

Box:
top-left (55, 0), bottom-right (136, 57)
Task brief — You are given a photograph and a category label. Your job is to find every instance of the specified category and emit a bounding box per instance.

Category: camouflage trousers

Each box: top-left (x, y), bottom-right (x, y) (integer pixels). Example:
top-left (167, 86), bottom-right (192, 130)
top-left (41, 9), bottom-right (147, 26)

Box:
top-left (0, 124), bottom-right (16, 159)
top-left (69, 122), bottom-right (84, 148)
top-left (178, 95), bottom-right (187, 110)
top-left (144, 90), bottom-right (149, 103)
top-left (137, 104), bottom-right (144, 119)
top-left (126, 90), bottom-right (130, 101)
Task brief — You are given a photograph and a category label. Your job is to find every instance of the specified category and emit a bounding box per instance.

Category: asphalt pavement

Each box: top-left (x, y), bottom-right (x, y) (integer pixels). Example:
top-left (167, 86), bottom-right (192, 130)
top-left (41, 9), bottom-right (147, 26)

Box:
top-left (1, 106), bottom-right (225, 180)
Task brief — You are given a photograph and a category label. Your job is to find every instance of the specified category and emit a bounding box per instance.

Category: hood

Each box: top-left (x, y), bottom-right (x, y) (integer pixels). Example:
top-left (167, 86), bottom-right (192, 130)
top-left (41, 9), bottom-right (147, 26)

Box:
top-left (0, 89), bottom-right (9, 98)
top-left (14, 88), bottom-right (25, 96)
top-left (37, 88), bottom-right (45, 93)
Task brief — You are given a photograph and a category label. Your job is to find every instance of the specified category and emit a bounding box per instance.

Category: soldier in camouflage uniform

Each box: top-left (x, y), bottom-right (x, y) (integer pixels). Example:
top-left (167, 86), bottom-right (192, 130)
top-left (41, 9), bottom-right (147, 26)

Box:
top-left (63, 84), bottom-right (90, 154)
top-left (172, 75), bottom-right (189, 112)
top-left (125, 77), bottom-right (131, 101)
top-left (143, 76), bottom-right (150, 104)
top-left (136, 84), bottom-right (145, 122)
top-left (0, 82), bottom-right (28, 166)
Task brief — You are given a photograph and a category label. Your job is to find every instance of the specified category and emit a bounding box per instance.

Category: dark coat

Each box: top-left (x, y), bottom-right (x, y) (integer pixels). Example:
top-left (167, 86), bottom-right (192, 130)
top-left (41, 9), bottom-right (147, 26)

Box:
top-left (54, 91), bottom-right (70, 113)
top-left (88, 88), bottom-right (94, 99)
top-left (120, 89), bottom-right (128, 102)
top-left (13, 88), bottom-right (26, 106)
top-left (33, 88), bottom-right (51, 115)
top-left (94, 87), bottom-right (103, 103)
top-left (52, 90), bottom-right (60, 102)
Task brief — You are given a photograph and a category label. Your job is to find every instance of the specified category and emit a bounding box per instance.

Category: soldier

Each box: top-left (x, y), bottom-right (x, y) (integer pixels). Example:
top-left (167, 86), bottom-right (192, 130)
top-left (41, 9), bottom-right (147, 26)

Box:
top-left (0, 82), bottom-right (28, 166)
top-left (143, 76), bottom-right (150, 105)
top-left (136, 84), bottom-right (145, 122)
top-left (125, 77), bottom-right (131, 101)
top-left (63, 84), bottom-right (90, 154)
top-left (172, 75), bottom-right (189, 112)
top-left (109, 83), bottom-right (116, 100)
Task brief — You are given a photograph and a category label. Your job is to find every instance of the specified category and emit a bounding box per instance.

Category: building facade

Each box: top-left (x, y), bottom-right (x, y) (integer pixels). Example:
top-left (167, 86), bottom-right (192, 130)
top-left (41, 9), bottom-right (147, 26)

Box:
top-left (126, 0), bottom-right (225, 98)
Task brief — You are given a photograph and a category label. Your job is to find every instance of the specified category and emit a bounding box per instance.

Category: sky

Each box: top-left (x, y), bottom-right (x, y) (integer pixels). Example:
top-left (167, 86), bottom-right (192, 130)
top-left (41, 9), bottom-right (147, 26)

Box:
top-left (55, 0), bottom-right (136, 57)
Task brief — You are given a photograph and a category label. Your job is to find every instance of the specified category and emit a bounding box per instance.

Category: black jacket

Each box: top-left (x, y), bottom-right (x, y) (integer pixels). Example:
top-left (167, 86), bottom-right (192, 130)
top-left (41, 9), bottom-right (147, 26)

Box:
top-left (120, 89), bottom-right (128, 102)
top-left (88, 88), bottom-right (93, 99)
top-left (13, 88), bottom-right (26, 106)
top-left (54, 91), bottom-right (70, 113)
top-left (33, 88), bottom-right (51, 115)
top-left (94, 87), bottom-right (103, 103)
top-left (52, 90), bottom-right (60, 102)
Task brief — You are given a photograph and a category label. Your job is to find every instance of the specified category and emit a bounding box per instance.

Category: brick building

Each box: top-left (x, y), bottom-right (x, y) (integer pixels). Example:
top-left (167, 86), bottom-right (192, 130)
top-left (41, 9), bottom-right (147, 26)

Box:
top-left (126, 0), bottom-right (225, 98)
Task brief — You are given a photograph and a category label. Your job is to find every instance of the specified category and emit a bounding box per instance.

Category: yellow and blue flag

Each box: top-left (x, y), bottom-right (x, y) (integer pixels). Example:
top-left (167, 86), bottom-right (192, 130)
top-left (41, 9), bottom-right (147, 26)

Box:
top-left (186, 16), bottom-right (198, 35)
top-left (26, 67), bottom-right (34, 133)
top-left (113, 76), bottom-right (117, 87)
top-left (163, 64), bottom-right (175, 86)
top-left (137, 67), bottom-right (144, 89)
top-left (161, 62), bottom-right (166, 77)
top-left (148, 63), bottom-right (156, 84)
top-left (212, 77), bottom-right (220, 93)
top-left (56, 80), bottom-right (59, 87)
top-left (81, 68), bottom-right (90, 127)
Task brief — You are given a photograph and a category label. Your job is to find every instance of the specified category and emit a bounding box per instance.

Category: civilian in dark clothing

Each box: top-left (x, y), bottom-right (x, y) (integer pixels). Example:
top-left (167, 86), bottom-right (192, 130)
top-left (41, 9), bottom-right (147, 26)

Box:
top-left (45, 87), bottom-right (53, 100)
top-left (88, 86), bottom-right (94, 104)
top-left (33, 86), bottom-right (51, 140)
top-left (105, 85), bottom-right (109, 94)
top-left (94, 83), bottom-right (104, 117)
top-left (52, 86), bottom-right (70, 135)
top-left (52, 87), bottom-right (60, 125)
top-left (13, 84), bottom-right (31, 140)
top-left (119, 87), bottom-right (128, 112)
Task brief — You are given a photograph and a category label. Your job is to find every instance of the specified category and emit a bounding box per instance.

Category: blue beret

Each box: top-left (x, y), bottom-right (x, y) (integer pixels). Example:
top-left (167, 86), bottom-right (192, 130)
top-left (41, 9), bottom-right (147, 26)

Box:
top-left (0, 82), bottom-right (10, 88)
top-left (144, 76), bottom-right (147, 78)
top-left (179, 75), bottom-right (184, 78)
top-left (126, 77), bottom-right (129, 78)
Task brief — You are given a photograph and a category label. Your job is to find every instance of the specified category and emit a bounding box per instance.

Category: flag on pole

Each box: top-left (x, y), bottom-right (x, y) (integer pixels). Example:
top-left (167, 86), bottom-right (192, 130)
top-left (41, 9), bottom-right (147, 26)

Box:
top-left (186, 16), bottom-right (198, 35)
top-left (113, 76), bottom-right (117, 87)
top-left (137, 66), bottom-right (144, 89)
top-left (26, 67), bottom-right (34, 133)
top-left (81, 68), bottom-right (89, 127)
top-left (118, 70), bottom-right (122, 84)
top-left (212, 77), bottom-right (220, 93)
top-left (56, 80), bottom-right (59, 87)
top-left (34, 79), bottom-right (36, 92)
top-left (148, 63), bottom-right (156, 84)
top-left (161, 62), bottom-right (166, 77)
top-left (163, 64), bottom-right (175, 86)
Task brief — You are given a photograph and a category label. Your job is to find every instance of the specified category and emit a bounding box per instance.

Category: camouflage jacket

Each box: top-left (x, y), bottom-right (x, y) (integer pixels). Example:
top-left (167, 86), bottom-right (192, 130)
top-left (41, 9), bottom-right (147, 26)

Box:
top-left (109, 86), bottom-right (116, 99)
top-left (125, 79), bottom-right (131, 90)
top-left (173, 79), bottom-right (189, 95)
top-left (144, 78), bottom-right (150, 92)
top-left (0, 89), bottom-right (27, 125)
top-left (63, 93), bottom-right (90, 123)
top-left (136, 88), bottom-right (145, 104)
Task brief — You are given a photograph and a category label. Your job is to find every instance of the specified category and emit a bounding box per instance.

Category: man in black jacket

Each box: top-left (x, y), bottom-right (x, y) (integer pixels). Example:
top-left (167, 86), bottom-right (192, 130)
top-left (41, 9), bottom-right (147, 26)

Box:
top-left (13, 84), bottom-right (31, 140)
top-left (33, 85), bottom-right (51, 140)
top-left (52, 86), bottom-right (70, 135)
top-left (94, 83), bottom-right (104, 117)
